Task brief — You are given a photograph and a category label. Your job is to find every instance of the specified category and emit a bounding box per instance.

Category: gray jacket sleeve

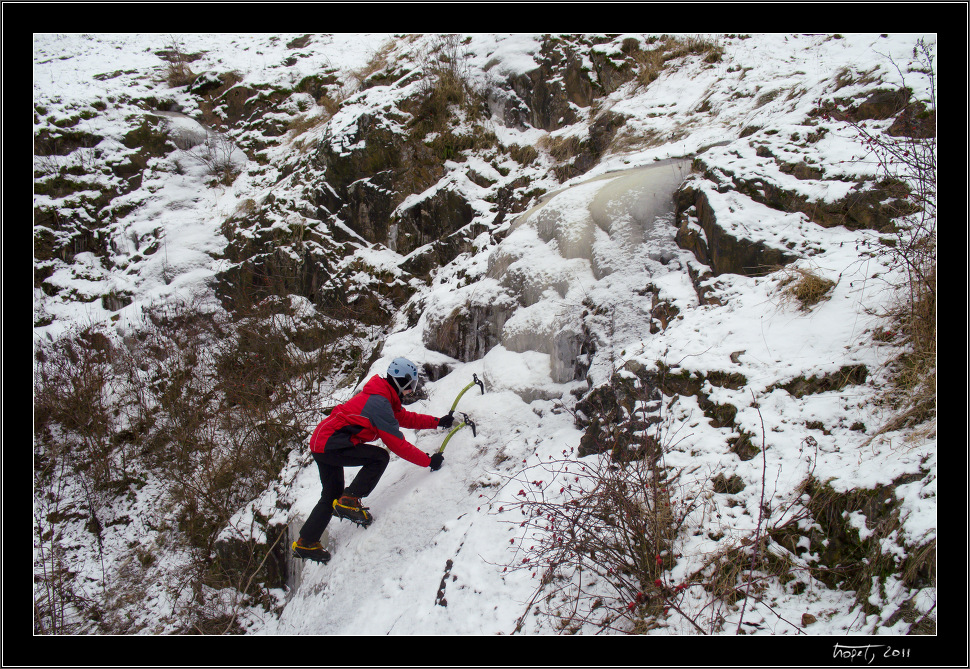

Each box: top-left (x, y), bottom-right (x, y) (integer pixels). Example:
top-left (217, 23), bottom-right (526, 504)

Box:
top-left (360, 394), bottom-right (403, 439)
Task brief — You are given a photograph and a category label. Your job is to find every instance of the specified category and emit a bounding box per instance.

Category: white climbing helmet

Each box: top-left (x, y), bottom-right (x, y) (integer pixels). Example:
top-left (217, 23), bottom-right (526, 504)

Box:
top-left (387, 357), bottom-right (419, 394)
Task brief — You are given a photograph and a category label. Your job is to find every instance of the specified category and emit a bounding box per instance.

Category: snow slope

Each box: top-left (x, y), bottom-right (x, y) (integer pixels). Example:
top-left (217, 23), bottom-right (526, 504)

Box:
top-left (33, 33), bottom-right (936, 639)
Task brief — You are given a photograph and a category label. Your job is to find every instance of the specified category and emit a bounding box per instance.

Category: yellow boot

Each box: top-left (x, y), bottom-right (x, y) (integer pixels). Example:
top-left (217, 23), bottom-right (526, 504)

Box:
top-left (332, 495), bottom-right (374, 527)
top-left (292, 538), bottom-right (331, 564)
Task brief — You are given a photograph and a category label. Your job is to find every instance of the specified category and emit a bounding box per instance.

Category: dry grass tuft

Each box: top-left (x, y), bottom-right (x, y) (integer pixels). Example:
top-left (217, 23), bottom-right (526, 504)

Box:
top-left (778, 266), bottom-right (836, 310)
top-left (632, 35), bottom-right (725, 90)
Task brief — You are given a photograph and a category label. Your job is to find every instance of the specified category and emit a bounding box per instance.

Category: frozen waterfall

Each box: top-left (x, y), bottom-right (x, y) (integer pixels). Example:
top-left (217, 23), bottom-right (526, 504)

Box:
top-left (481, 158), bottom-right (694, 390)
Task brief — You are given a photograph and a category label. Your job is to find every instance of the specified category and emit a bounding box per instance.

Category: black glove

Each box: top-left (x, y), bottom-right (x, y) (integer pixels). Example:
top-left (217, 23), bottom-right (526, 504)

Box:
top-left (437, 413), bottom-right (454, 429)
top-left (428, 452), bottom-right (444, 471)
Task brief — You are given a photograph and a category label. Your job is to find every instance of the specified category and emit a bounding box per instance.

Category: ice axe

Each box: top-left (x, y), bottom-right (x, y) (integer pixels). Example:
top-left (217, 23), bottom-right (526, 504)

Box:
top-left (447, 373), bottom-right (484, 415)
top-left (438, 412), bottom-right (476, 454)
top-left (438, 374), bottom-right (485, 453)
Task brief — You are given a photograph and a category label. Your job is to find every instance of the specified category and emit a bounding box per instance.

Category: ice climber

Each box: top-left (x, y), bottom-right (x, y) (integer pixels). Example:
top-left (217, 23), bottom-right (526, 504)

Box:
top-left (291, 357), bottom-right (454, 564)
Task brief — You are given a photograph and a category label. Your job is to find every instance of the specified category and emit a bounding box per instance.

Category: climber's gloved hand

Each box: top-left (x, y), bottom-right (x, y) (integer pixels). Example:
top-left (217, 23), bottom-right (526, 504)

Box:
top-left (428, 452), bottom-right (444, 471)
top-left (437, 414), bottom-right (454, 429)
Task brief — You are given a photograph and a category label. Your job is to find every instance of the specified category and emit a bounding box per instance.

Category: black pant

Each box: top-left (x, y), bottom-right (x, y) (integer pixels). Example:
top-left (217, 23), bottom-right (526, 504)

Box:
top-left (299, 444), bottom-right (389, 543)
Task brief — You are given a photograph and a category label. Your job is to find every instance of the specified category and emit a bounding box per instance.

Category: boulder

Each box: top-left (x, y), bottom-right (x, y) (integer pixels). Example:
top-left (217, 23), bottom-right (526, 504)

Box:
top-left (675, 185), bottom-right (796, 276)
top-left (423, 299), bottom-right (515, 363)
top-left (187, 71), bottom-right (224, 96)
top-left (576, 360), bottom-right (748, 458)
top-left (391, 187), bottom-right (474, 257)
top-left (888, 100), bottom-right (936, 138)
top-left (852, 88), bottom-right (911, 121)
top-left (504, 38), bottom-right (594, 131)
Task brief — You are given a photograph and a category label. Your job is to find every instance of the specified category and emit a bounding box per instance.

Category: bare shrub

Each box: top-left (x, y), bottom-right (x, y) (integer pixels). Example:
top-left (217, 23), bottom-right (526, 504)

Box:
top-left (33, 457), bottom-right (91, 634)
top-left (498, 387), bottom-right (712, 634)
top-left (34, 325), bottom-right (125, 492)
top-left (410, 34), bottom-right (485, 139)
top-left (33, 290), bottom-right (350, 633)
top-left (836, 38), bottom-right (936, 427)
top-left (499, 386), bottom-right (854, 635)
top-left (163, 36), bottom-right (196, 88)
top-left (502, 452), bottom-right (689, 634)
top-left (187, 129), bottom-right (240, 185)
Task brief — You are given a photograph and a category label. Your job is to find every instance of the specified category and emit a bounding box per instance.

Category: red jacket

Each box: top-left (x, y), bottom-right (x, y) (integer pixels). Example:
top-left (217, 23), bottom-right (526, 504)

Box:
top-left (309, 375), bottom-right (439, 467)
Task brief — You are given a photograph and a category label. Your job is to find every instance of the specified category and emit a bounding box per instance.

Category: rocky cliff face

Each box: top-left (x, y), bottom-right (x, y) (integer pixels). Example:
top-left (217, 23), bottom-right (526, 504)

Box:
top-left (191, 35), bottom-right (658, 338)
top-left (34, 34), bottom-right (931, 338)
